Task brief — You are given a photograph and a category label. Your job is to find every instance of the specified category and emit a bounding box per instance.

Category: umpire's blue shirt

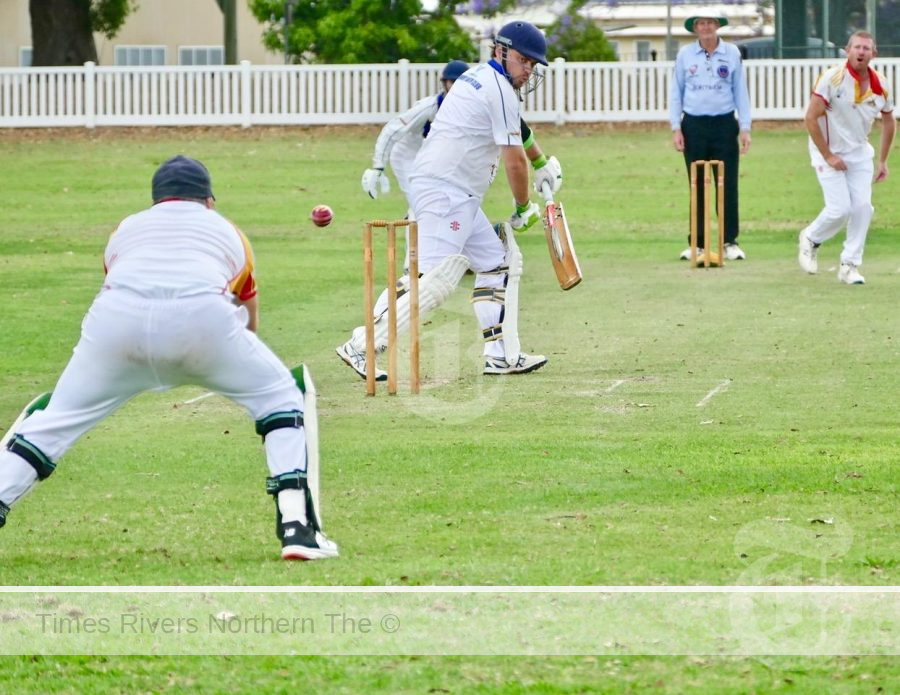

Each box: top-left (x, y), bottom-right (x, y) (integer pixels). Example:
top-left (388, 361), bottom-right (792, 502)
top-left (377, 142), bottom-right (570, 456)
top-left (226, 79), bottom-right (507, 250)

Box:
top-left (669, 39), bottom-right (752, 131)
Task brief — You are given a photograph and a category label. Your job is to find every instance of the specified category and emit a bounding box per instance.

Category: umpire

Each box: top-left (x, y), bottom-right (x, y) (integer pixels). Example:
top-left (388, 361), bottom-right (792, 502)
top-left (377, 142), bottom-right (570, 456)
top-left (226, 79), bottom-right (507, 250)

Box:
top-left (670, 14), bottom-right (752, 261)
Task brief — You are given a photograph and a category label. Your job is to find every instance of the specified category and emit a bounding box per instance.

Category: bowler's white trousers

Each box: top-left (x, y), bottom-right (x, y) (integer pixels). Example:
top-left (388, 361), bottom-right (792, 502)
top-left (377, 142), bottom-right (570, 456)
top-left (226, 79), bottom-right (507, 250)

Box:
top-left (0, 290), bottom-right (305, 506)
top-left (802, 153), bottom-right (875, 266)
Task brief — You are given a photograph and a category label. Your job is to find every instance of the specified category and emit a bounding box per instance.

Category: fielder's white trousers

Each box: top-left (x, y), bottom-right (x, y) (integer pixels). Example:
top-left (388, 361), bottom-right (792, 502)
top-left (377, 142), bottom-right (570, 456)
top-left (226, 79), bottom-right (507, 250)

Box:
top-left (802, 155), bottom-right (875, 266)
top-left (0, 291), bottom-right (306, 506)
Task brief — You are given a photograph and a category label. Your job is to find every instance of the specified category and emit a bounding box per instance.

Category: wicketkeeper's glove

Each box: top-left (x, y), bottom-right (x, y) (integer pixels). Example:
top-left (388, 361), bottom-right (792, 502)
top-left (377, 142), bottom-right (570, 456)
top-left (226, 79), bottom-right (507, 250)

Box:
top-left (361, 168), bottom-right (390, 199)
top-left (533, 155), bottom-right (562, 195)
top-left (510, 200), bottom-right (541, 232)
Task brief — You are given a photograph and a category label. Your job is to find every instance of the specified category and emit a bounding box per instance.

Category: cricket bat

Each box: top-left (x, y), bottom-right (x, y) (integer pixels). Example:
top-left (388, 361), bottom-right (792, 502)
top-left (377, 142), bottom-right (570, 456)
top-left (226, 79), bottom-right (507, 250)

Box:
top-left (540, 182), bottom-right (583, 290)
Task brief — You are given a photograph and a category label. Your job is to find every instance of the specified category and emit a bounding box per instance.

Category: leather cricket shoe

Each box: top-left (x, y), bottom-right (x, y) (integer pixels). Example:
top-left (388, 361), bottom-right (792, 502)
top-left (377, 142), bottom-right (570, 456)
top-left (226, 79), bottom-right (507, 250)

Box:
top-left (838, 263), bottom-right (865, 285)
top-left (336, 341), bottom-right (387, 382)
top-left (280, 520), bottom-right (339, 561)
top-left (483, 353), bottom-right (548, 375)
top-left (679, 247), bottom-right (703, 261)
top-left (798, 232), bottom-right (819, 274)
top-left (724, 243), bottom-right (746, 261)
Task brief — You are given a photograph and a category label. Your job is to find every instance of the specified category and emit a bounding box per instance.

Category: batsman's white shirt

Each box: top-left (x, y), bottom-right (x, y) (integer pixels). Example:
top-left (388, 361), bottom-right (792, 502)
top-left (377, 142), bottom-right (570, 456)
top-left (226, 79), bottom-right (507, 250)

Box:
top-left (809, 63), bottom-right (894, 164)
top-left (411, 61), bottom-right (522, 199)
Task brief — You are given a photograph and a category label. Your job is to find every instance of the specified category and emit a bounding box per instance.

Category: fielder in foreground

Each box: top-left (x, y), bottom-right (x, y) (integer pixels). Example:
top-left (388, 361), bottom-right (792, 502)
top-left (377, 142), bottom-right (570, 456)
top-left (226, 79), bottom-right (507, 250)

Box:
top-left (338, 21), bottom-right (562, 381)
top-left (0, 156), bottom-right (338, 561)
top-left (797, 31), bottom-right (895, 285)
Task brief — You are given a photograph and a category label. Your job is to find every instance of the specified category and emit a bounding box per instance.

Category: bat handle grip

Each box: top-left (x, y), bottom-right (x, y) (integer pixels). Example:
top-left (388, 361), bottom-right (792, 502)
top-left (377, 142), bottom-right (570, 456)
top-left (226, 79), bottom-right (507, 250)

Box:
top-left (540, 181), bottom-right (553, 204)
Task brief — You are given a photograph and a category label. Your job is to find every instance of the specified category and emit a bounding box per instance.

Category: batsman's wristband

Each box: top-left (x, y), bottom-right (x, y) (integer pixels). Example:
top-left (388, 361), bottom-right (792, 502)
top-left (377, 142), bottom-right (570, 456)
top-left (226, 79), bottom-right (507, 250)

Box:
top-left (515, 201), bottom-right (531, 215)
top-left (530, 153), bottom-right (547, 169)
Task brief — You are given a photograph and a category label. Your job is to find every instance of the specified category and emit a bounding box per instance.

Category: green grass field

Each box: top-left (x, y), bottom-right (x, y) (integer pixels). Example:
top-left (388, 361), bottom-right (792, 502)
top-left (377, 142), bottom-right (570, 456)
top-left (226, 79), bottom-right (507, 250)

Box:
top-left (0, 125), bottom-right (897, 691)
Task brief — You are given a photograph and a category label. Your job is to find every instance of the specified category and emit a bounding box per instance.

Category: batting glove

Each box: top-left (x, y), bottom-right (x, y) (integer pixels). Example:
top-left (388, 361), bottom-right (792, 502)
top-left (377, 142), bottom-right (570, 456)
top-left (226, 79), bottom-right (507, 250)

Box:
top-left (533, 155), bottom-right (563, 195)
top-left (361, 168), bottom-right (390, 199)
top-left (510, 201), bottom-right (541, 232)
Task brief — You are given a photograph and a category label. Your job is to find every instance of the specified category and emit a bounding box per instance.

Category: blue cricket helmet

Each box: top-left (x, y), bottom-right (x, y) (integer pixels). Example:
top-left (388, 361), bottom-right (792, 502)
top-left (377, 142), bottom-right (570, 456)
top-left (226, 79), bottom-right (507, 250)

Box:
top-left (495, 21), bottom-right (548, 66)
top-left (441, 60), bottom-right (470, 81)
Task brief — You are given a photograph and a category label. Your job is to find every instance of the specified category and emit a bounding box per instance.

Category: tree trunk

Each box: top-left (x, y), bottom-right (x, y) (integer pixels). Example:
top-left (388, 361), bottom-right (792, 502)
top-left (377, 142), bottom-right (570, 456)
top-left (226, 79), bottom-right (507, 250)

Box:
top-left (30, 0), bottom-right (98, 66)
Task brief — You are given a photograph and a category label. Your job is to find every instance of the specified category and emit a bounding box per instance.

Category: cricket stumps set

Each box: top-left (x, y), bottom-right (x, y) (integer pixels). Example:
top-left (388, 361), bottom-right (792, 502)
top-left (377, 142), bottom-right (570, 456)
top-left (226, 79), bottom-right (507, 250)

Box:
top-left (363, 219), bottom-right (420, 396)
top-left (689, 159), bottom-right (725, 268)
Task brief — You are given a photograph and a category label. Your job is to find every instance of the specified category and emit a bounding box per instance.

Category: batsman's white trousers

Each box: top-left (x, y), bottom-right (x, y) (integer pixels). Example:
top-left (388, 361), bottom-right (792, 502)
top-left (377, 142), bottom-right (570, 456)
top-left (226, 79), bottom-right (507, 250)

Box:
top-left (1, 290), bottom-right (306, 488)
top-left (802, 154), bottom-right (875, 266)
top-left (371, 178), bottom-right (500, 318)
top-left (408, 178), bottom-right (505, 273)
top-left (408, 177), bottom-right (510, 359)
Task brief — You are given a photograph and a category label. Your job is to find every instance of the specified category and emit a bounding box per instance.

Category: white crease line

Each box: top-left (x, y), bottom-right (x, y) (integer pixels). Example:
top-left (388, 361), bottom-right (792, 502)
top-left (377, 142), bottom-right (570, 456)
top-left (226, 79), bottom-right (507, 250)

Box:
top-left (604, 379), bottom-right (626, 393)
top-left (696, 379), bottom-right (732, 408)
top-left (182, 392), bottom-right (216, 405)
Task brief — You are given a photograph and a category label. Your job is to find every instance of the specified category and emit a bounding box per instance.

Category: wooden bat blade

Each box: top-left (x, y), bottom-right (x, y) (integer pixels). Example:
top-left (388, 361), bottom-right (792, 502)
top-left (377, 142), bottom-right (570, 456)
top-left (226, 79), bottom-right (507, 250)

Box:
top-left (543, 200), bottom-right (583, 290)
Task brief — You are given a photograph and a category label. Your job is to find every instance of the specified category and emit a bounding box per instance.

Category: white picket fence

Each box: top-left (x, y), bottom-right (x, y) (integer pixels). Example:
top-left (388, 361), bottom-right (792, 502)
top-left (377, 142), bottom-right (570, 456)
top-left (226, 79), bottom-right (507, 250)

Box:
top-left (2, 57), bottom-right (900, 128)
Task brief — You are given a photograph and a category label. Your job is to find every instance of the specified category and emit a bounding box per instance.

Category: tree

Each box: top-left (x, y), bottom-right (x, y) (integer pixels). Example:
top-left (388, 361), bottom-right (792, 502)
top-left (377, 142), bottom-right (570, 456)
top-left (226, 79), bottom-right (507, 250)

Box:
top-left (545, 1), bottom-right (617, 62)
top-left (30, 0), bottom-right (134, 66)
top-left (249, 0), bottom-right (477, 64)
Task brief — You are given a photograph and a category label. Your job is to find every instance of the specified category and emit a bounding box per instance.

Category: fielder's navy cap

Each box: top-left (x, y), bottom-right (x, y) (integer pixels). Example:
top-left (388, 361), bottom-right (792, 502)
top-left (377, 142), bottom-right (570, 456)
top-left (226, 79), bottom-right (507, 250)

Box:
top-left (152, 155), bottom-right (214, 202)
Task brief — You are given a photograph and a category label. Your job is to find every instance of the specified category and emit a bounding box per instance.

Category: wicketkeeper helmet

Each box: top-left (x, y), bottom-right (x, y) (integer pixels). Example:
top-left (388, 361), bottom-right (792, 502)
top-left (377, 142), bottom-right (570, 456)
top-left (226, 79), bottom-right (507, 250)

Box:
top-left (441, 60), bottom-right (470, 81)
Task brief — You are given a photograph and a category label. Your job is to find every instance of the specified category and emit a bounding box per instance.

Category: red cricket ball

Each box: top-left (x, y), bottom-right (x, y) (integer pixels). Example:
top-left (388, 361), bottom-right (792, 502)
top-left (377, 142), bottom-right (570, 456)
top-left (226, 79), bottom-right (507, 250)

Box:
top-left (310, 204), bottom-right (334, 227)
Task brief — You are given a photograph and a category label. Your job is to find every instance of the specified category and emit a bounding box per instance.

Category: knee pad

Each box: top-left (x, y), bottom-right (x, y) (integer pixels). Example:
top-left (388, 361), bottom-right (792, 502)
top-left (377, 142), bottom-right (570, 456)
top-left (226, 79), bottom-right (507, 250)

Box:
top-left (266, 470), bottom-right (320, 536)
top-left (472, 280), bottom-right (507, 343)
top-left (255, 411), bottom-right (303, 441)
top-left (6, 435), bottom-right (56, 480)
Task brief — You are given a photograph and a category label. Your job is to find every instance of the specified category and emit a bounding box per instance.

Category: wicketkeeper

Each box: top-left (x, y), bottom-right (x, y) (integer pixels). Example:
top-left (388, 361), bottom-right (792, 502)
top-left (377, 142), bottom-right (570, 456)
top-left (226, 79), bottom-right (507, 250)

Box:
top-left (0, 155), bottom-right (338, 561)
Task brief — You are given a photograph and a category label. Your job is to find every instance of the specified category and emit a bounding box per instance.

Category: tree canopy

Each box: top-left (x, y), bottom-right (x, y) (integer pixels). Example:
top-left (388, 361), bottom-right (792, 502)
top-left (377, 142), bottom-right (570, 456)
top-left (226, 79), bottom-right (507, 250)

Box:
top-left (248, 0), bottom-right (478, 64)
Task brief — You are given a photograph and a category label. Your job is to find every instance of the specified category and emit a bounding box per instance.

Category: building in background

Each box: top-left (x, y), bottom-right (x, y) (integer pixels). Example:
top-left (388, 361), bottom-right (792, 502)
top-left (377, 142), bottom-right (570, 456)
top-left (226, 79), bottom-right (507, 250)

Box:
top-left (4, 1), bottom-right (892, 69)
top-left (0, 0), bottom-right (283, 67)
top-left (454, 1), bottom-right (773, 62)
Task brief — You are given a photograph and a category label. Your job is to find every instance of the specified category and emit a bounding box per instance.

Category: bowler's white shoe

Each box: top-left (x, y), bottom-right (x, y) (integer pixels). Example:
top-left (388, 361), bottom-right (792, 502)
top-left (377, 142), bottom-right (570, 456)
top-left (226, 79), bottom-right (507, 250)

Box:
top-left (483, 353), bottom-right (548, 375)
top-left (838, 263), bottom-right (865, 285)
top-left (680, 247), bottom-right (703, 261)
top-left (724, 243), bottom-right (746, 260)
top-left (798, 232), bottom-right (819, 274)
top-left (336, 341), bottom-right (387, 381)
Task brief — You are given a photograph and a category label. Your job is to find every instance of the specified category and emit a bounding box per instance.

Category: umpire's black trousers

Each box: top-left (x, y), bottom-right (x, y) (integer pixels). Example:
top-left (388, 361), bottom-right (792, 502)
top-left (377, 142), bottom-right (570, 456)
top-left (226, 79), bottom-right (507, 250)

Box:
top-left (681, 112), bottom-right (740, 247)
